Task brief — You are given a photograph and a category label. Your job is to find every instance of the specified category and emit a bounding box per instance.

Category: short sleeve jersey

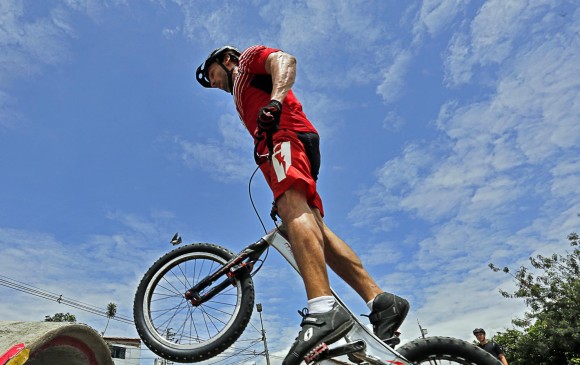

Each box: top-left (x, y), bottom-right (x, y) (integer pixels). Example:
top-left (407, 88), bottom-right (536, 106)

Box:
top-left (233, 45), bottom-right (318, 137)
top-left (478, 341), bottom-right (504, 359)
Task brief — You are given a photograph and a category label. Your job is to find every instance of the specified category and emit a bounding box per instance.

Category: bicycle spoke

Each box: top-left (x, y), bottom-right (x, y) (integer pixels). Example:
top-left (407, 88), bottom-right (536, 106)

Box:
top-left (168, 264), bottom-right (189, 292)
top-left (137, 245), bottom-right (252, 361)
top-left (201, 302), bottom-right (236, 317)
top-left (175, 261), bottom-right (193, 289)
top-left (154, 281), bottom-right (183, 297)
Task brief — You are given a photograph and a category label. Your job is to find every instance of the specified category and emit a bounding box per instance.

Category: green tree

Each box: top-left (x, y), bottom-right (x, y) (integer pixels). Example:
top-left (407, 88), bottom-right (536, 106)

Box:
top-left (490, 232), bottom-right (580, 365)
top-left (102, 302), bottom-right (117, 336)
top-left (44, 312), bottom-right (77, 322)
top-left (491, 328), bottom-right (522, 362)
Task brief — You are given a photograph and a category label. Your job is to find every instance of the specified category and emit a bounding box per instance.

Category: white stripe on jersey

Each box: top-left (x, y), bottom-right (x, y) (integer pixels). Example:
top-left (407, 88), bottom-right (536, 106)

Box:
top-left (233, 45), bottom-right (266, 129)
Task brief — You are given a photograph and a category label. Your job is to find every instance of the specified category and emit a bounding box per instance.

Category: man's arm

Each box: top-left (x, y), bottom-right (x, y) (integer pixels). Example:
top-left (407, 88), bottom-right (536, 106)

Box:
top-left (498, 353), bottom-right (508, 365)
top-left (264, 51), bottom-right (296, 103)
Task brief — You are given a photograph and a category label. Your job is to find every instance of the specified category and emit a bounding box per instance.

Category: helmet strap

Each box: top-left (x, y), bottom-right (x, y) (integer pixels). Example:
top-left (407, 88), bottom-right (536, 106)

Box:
top-left (217, 62), bottom-right (235, 94)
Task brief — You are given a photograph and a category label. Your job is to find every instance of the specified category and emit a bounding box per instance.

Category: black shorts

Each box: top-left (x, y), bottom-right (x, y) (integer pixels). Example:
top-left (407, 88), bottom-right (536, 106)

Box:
top-left (296, 132), bottom-right (320, 182)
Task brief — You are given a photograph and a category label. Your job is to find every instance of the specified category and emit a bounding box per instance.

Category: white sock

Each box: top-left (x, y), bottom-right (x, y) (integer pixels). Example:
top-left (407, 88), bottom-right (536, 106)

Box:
top-left (307, 296), bottom-right (335, 314)
top-left (366, 298), bottom-right (374, 311)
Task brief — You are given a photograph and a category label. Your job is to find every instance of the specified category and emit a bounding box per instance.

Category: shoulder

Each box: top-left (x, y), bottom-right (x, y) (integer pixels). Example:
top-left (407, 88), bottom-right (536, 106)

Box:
top-left (240, 45), bottom-right (280, 57)
top-left (492, 341), bottom-right (504, 353)
top-left (239, 45), bottom-right (281, 72)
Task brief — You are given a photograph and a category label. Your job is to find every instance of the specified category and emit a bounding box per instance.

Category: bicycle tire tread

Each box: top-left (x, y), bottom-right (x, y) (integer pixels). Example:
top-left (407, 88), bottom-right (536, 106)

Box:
top-left (133, 243), bottom-right (255, 363)
top-left (397, 336), bottom-right (500, 365)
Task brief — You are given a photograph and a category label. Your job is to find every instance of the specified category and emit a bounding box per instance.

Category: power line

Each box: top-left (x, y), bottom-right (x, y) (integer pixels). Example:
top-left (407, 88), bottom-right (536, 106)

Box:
top-left (0, 274), bottom-right (271, 364)
top-left (0, 274), bottom-right (133, 324)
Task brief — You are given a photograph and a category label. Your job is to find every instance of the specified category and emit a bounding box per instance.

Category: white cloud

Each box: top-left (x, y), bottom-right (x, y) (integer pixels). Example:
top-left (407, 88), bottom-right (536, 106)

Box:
top-left (348, 142), bottom-right (442, 227)
top-left (444, 0), bottom-right (564, 86)
top-left (407, 273), bottom-right (526, 339)
top-left (169, 1), bottom-right (261, 48)
top-left (173, 0), bottom-right (397, 91)
top-left (376, 49), bottom-right (412, 104)
top-left (413, 0), bottom-right (469, 39)
top-left (0, 0), bottom-right (120, 127)
top-left (361, 24), bottom-right (580, 227)
top-left (176, 113), bottom-right (255, 183)
top-left (274, 0), bottom-right (402, 92)
top-left (359, 241), bottom-right (404, 267)
top-left (383, 111), bottom-right (406, 132)
top-left (0, 209), bottom-right (182, 336)
top-left (469, 0), bottom-right (530, 64)
top-left (444, 32), bottom-right (472, 86)
top-left (0, 1), bottom-right (74, 83)
top-left (61, 0), bottom-right (128, 20)
top-left (351, 1), bottom-right (580, 337)
top-left (292, 88), bottom-right (352, 138)
top-left (550, 157), bottom-right (580, 199)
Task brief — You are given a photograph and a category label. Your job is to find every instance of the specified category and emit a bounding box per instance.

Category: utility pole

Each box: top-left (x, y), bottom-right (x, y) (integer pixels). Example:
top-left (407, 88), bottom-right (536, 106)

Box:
top-left (256, 303), bottom-right (271, 365)
top-left (416, 320), bottom-right (436, 365)
top-left (417, 319), bottom-right (428, 338)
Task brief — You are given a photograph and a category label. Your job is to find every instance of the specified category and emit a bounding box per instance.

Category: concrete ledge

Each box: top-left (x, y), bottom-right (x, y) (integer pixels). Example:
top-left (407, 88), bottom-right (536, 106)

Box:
top-left (0, 321), bottom-right (114, 365)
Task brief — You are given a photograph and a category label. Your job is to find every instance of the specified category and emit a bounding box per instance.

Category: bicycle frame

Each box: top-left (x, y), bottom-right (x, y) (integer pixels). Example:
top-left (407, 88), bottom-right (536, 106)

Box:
top-left (184, 225), bottom-right (413, 364)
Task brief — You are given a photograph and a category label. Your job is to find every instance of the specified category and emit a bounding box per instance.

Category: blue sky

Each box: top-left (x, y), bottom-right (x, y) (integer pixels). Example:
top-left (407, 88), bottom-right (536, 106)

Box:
top-left (1, 0), bottom-right (579, 364)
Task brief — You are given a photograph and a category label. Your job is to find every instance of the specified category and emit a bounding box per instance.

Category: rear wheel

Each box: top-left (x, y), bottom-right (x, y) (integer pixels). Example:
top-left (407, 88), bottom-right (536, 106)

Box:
top-left (397, 336), bottom-right (500, 364)
top-left (133, 243), bottom-right (255, 363)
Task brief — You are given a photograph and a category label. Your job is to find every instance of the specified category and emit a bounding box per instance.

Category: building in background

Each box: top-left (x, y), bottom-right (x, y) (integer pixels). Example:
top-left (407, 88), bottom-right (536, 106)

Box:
top-left (103, 337), bottom-right (141, 365)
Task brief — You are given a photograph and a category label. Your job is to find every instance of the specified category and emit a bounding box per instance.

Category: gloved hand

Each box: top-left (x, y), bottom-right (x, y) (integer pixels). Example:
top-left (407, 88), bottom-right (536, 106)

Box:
top-left (257, 100), bottom-right (282, 132)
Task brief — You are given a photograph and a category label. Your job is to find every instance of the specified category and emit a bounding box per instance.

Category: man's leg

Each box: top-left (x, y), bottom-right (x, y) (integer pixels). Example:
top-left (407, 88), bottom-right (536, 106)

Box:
top-left (277, 184), bottom-right (353, 365)
top-left (276, 184), bottom-right (330, 299)
top-left (312, 209), bottom-right (382, 302)
top-left (311, 209), bottom-right (409, 342)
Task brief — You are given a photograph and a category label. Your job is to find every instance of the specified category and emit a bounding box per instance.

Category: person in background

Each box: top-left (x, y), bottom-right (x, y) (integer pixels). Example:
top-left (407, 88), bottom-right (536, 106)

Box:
top-left (473, 328), bottom-right (509, 365)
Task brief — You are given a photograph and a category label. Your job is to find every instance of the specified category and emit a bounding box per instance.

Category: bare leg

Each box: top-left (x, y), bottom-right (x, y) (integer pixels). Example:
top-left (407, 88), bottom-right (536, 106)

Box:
top-left (276, 185), bottom-right (331, 299)
top-left (312, 209), bottom-right (383, 303)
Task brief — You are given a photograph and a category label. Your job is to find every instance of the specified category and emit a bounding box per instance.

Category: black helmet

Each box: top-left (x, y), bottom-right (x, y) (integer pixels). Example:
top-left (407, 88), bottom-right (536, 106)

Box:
top-left (473, 328), bottom-right (485, 335)
top-left (196, 46), bottom-right (240, 93)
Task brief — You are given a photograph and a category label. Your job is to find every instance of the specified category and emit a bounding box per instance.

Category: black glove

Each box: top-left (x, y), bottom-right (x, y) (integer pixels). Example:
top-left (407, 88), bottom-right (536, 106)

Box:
top-left (257, 100), bottom-right (282, 132)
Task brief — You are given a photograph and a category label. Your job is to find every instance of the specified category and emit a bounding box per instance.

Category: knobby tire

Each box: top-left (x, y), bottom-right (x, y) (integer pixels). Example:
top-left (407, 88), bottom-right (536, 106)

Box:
top-left (133, 243), bottom-right (255, 363)
top-left (397, 336), bottom-right (501, 364)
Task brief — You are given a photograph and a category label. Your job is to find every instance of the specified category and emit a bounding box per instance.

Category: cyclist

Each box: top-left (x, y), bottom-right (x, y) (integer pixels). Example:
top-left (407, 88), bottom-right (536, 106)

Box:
top-left (473, 328), bottom-right (509, 365)
top-left (196, 45), bottom-right (409, 364)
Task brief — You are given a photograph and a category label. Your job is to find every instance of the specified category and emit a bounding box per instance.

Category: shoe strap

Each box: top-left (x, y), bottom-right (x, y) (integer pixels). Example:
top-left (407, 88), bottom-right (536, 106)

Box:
top-left (300, 315), bottom-right (327, 327)
top-left (368, 307), bottom-right (396, 323)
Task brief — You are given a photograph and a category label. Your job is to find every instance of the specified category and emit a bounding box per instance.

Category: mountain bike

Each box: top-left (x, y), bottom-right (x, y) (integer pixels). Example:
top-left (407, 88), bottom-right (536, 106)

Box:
top-left (133, 224), bottom-right (499, 364)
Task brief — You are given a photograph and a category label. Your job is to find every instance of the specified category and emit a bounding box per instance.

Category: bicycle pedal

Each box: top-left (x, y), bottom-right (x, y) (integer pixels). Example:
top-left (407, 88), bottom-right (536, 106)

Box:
top-left (304, 343), bottom-right (329, 364)
top-left (306, 340), bottom-right (366, 363)
top-left (384, 336), bottom-right (401, 348)
top-left (347, 353), bottom-right (364, 364)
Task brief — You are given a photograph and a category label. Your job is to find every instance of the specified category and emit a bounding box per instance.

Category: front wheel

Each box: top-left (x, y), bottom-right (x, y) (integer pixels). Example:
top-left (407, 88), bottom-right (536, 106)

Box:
top-left (133, 243), bottom-right (255, 363)
top-left (397, 336), bottom-right (500, 364)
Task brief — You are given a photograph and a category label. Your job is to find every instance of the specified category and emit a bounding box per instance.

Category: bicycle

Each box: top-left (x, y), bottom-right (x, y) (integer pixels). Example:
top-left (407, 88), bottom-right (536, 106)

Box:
top-left (133, 224), bottom-right (500, 364)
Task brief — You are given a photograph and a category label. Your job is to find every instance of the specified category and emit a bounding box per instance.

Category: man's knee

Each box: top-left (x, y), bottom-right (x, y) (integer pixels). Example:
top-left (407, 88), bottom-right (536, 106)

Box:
top-left (276, 183), bottom-right (309, 219)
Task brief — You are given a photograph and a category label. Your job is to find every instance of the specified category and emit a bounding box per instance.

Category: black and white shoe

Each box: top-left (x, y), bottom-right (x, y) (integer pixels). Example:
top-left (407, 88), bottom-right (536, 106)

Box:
top-left (368, 292), bottom-right (409, 342)
top-left (283, 303), bottom-right (354, 365)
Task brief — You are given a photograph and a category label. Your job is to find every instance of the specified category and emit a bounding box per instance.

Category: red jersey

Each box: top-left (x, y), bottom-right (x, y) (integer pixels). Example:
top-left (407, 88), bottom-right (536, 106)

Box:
top-left (233, 45), bottom-right (318, 138)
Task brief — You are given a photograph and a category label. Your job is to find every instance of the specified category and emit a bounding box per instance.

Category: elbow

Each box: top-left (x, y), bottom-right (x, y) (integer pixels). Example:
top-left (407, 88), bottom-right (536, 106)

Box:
top-left (266, 51), bottom-right (297, 75)
top-left (286, 53), bottom-right (297, 67)
top-left (278, 52), bottom-right (296, 70)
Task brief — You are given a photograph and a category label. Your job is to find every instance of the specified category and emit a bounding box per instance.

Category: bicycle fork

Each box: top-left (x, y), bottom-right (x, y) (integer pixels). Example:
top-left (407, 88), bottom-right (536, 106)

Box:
top-left (184, 239), bottom-right (269, 306)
